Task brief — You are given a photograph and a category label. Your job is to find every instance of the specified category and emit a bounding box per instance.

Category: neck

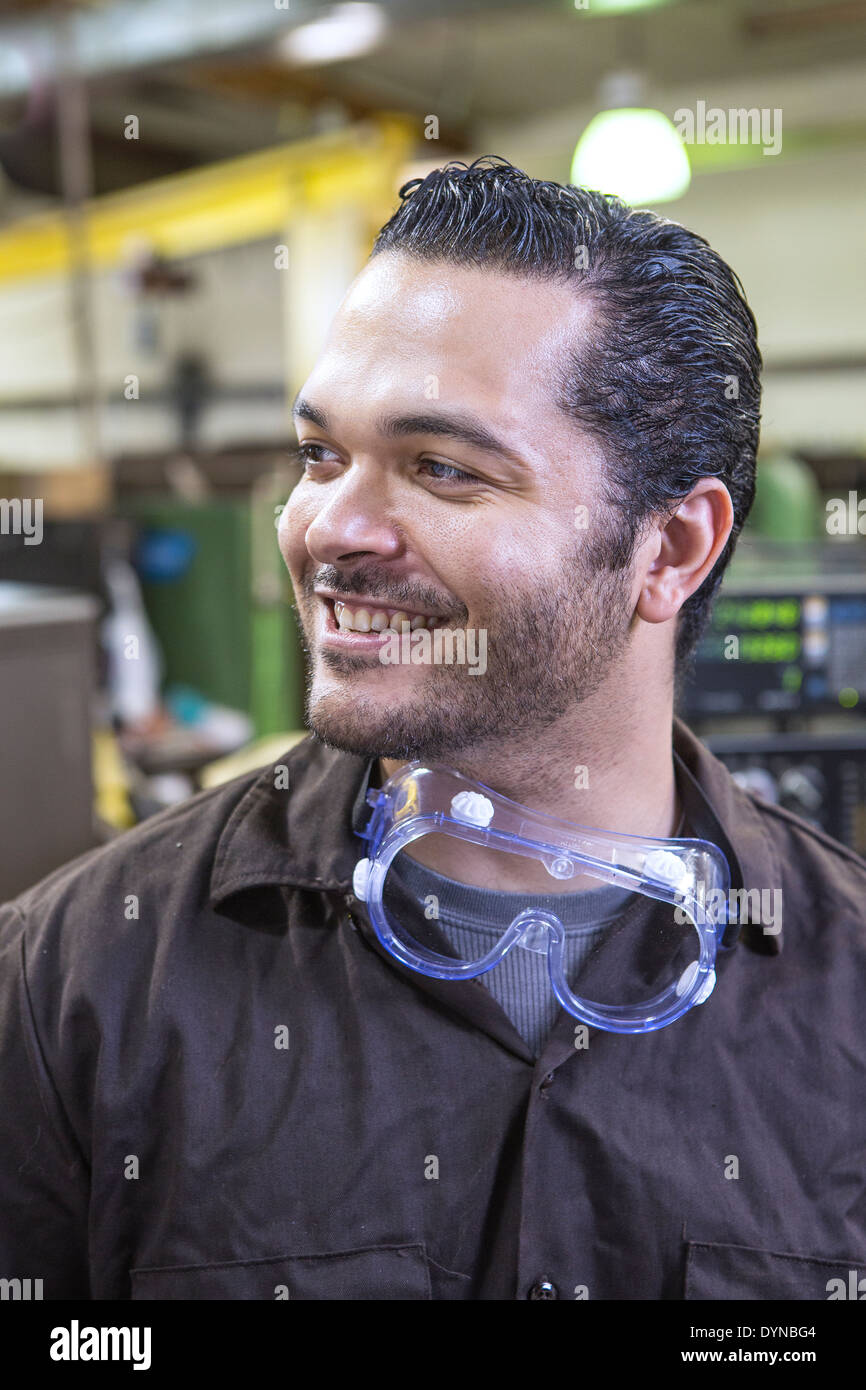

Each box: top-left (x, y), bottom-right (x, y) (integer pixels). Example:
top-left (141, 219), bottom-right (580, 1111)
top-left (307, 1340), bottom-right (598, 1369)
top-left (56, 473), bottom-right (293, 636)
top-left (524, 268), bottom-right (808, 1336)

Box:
top-left (379, 684), bottom-right (680, 893)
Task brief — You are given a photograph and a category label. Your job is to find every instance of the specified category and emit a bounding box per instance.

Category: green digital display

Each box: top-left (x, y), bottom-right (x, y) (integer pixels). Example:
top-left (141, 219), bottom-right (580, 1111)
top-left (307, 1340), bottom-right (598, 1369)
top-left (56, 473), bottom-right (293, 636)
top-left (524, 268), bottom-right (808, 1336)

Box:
top-left (714, 597), bottom-right (802, 630)
top-left (738, 632), bottom-right (801, 663)
top-left (701, 632), bottom-right (802, 663)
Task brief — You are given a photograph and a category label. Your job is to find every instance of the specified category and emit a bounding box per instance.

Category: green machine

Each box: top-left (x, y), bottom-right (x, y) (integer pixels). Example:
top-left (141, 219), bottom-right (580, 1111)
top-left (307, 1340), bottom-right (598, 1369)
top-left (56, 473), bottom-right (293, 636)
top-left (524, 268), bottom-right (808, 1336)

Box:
top-left (120, 494), bottom-right (305, 738)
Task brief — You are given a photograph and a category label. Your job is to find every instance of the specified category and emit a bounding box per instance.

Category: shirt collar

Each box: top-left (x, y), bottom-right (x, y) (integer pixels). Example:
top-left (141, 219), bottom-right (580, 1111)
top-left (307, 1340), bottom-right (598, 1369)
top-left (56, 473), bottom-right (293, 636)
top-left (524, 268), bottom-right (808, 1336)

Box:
top-left (209, 718), bottom-right (783, 953)
top-left (670, 717), bottom-right (782, 952)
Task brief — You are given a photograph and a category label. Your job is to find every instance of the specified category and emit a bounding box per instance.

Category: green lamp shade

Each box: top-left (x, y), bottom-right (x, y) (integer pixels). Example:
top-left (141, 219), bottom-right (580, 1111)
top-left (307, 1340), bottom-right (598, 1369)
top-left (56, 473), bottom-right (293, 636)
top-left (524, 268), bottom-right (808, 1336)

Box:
top-left (749, 454), bottom-right (822, 542)
top-left (572, 108), bottom-right (691, 204)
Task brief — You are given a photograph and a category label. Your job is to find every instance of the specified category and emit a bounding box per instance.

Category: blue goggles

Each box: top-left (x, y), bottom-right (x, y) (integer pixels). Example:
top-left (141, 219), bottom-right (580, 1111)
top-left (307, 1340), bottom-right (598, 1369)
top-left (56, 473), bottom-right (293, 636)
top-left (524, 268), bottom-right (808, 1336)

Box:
top-left (353, 763), bottom-right (734, 1035)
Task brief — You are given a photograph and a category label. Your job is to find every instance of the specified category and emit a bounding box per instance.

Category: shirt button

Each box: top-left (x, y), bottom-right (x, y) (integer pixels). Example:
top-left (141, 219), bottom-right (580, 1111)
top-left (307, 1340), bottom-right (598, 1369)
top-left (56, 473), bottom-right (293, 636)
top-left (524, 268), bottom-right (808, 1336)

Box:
top-left (528, 1278), bottom-right (558, 1300)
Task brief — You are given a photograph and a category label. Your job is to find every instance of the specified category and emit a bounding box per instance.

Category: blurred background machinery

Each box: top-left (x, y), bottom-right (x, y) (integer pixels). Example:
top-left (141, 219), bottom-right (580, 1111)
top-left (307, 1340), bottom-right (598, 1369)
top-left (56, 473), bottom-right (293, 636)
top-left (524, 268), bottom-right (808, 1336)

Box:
top-left (678, 537), bottom-right (866, 853)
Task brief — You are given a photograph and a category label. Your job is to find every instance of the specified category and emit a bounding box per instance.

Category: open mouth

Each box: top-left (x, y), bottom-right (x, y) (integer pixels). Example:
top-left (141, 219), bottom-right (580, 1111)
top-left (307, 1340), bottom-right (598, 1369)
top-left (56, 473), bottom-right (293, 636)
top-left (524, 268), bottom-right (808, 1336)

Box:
top-left (321, 595), bottom-right (448, 636)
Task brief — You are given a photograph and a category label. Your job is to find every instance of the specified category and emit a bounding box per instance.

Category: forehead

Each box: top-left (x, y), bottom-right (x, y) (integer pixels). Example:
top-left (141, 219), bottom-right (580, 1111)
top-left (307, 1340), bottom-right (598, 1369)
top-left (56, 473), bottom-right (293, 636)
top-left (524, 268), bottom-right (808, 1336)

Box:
top-left (308, 252), bottom-right (592, 423)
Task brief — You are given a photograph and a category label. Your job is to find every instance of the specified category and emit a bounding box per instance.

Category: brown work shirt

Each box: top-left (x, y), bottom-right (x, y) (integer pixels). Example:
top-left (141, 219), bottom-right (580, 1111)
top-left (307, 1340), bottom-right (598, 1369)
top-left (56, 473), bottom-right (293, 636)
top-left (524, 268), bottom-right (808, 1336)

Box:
top-left (1, 718), bottom-right (865, 1300)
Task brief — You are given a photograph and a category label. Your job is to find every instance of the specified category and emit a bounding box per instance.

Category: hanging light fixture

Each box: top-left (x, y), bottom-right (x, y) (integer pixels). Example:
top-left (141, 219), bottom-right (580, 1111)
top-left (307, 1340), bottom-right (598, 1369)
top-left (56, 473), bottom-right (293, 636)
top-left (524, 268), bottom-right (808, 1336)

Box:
top-left (571, 71), bottom-right (690, 204)
top-left (278, 4), bottom-right (387, 66)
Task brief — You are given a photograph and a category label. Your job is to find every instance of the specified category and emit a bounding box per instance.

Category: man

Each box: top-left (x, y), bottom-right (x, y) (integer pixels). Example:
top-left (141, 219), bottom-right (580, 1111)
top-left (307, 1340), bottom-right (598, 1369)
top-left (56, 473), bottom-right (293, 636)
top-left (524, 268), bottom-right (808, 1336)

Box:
top-left (2, 158), bottom-right (865, 1301)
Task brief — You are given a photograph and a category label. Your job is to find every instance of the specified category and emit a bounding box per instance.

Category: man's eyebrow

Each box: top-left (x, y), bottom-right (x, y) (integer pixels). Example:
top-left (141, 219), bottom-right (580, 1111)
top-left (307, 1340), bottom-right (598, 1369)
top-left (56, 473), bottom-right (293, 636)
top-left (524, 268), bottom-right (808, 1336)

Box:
top-left (378, 410), bottom-right (521, 462)
top-left (292, 396), bottom-right (329, 430)
top-left (291, 395), bottom-right (525, 466)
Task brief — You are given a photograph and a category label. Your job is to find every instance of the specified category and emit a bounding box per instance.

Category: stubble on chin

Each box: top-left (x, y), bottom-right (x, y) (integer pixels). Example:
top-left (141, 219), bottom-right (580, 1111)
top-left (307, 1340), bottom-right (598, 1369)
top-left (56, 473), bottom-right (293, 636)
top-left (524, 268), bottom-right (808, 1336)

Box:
top-left (297, 541), bottom-right (636, 762)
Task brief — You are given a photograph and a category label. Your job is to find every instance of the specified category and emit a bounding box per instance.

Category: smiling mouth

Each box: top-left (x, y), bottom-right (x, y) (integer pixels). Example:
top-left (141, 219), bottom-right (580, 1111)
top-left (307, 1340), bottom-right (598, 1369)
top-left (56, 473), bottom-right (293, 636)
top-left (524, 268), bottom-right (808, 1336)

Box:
top-left (321, 595), bottom-right (449, 634)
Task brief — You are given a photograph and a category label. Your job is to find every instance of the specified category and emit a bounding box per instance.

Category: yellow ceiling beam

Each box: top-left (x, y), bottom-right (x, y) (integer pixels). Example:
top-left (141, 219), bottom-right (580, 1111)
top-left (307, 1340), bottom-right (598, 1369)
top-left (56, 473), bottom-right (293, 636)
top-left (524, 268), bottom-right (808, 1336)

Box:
top-left (0, 113), bottom-right (414, 284)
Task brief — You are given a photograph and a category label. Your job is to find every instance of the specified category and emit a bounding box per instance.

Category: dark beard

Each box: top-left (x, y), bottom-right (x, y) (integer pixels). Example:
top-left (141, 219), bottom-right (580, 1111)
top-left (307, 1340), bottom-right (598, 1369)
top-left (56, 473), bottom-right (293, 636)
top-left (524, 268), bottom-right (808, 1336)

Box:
top-left (294, 537), bottom-right (636, 763)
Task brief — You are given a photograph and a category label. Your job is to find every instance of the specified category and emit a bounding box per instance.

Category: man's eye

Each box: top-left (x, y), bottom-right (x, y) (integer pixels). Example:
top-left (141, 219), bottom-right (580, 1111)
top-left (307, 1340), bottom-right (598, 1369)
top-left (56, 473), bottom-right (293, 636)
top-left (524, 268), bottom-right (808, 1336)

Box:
top-left (295, 442), bottom-right (337, 469)
top-left (420, 459), bottom-right (480, 485)
top-left (293, 445), bottom-right (478, 486)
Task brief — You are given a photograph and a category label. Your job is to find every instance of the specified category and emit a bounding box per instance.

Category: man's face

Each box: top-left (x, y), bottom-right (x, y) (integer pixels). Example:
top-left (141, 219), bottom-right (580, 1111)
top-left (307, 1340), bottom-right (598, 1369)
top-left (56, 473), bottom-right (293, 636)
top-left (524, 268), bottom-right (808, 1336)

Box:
top-left (278, 252), bottom-right (640, 761)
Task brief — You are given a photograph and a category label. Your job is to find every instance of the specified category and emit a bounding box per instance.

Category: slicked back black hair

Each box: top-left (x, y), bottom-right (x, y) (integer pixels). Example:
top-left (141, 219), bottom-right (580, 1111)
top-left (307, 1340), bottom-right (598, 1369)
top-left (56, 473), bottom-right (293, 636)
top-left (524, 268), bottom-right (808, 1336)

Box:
top-left (370, 155), bottom-right (762, 674)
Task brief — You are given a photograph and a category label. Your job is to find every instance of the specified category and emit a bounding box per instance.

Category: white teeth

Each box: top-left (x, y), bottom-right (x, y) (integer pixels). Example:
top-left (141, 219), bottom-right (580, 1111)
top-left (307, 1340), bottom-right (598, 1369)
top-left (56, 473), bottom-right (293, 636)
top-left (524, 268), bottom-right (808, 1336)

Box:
top-left (330, 598), bottom-right (436, 633)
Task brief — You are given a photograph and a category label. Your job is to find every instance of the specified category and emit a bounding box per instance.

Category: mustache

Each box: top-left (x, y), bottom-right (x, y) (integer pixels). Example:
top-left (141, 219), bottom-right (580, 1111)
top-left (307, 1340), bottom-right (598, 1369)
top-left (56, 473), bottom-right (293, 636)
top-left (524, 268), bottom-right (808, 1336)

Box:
top-left (302, 566), bottom-right (468, 621)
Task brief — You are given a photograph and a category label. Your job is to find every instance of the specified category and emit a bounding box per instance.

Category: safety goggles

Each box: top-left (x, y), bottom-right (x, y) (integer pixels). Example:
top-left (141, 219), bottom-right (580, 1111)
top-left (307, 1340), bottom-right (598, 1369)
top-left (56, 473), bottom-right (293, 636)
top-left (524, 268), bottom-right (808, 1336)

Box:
top-left (353, 762), bottom-right (735, 1034)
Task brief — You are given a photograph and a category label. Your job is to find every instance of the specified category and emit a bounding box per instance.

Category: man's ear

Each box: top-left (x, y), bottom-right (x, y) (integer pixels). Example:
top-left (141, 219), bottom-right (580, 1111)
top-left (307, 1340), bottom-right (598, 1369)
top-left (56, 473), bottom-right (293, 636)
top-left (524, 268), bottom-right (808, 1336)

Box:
top-left (635, 479), bottom-right (734, 626)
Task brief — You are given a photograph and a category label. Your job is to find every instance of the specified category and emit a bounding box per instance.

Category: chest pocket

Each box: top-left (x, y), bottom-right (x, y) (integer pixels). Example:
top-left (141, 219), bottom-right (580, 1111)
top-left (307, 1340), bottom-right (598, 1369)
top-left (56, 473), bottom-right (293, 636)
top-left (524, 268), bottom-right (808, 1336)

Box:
top-left (130, 1243), bottom-right (432, 1300)
top-left (685, 1241), bottom-right (865, 1300)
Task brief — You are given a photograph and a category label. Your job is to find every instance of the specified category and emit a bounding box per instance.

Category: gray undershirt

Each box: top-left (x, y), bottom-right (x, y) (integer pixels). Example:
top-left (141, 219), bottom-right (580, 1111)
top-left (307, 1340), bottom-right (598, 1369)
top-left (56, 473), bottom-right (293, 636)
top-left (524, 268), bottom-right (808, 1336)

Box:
top-left (387, 852), bottom-right (638, 1058)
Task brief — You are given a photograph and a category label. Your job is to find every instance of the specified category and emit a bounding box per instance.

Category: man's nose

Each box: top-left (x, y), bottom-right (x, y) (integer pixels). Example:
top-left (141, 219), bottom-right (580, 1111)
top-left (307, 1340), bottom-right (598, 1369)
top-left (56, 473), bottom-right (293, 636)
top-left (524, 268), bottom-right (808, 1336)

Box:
top-left (303, 466), bottom-right (403, 567)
